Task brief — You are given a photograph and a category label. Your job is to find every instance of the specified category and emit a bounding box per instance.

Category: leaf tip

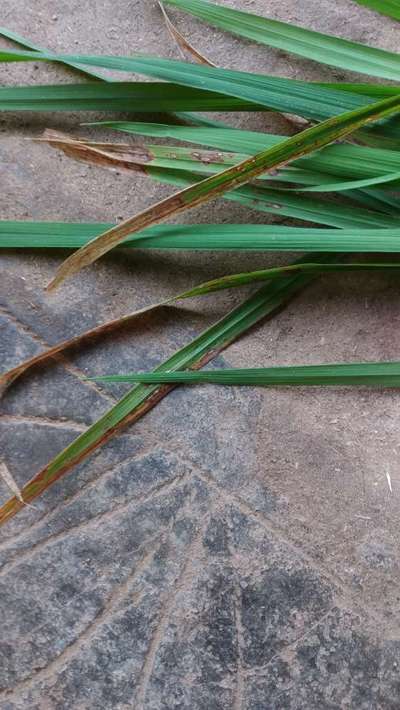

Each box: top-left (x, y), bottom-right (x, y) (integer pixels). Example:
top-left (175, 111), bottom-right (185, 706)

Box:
top-left (46, 273), bottom-right (62, 292)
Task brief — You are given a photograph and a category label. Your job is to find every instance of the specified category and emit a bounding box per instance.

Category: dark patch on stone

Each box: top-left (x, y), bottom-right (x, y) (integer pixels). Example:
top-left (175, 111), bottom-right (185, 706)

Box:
top-left (203, 516), bottom-right (230, 557)
top-left (244, 608), bottom-right (389, 710)
top-left (0, 315), bottom-right (41, 369)
top-left (241, 565), bottom-right (333, 667)
top-left (2, 363), bottom-right (109, 425)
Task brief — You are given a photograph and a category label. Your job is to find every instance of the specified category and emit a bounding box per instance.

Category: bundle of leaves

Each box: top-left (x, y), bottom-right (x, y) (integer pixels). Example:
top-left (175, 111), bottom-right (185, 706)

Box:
top-left (1, 0), bottom-right (400, 521)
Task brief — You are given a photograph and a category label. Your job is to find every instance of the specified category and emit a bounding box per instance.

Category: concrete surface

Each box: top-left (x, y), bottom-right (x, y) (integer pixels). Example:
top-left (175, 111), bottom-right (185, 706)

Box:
top-left (1, 1), bottom-right (400, 708)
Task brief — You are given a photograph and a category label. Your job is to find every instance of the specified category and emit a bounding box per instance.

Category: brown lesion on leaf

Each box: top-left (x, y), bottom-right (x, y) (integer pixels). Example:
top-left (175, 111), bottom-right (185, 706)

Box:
top-left (37, 129), bottom-right (153, 173)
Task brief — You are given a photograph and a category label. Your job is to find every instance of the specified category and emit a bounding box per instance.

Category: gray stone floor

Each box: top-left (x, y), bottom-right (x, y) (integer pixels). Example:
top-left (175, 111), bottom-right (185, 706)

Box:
top-left (1, 1), bottom-right (400, 708)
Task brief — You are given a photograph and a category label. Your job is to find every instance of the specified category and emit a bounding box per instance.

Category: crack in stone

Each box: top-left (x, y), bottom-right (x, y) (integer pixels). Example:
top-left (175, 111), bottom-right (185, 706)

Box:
top-left (1, 414), bottom-right (87, 432)
top-left (0, 472), bottom-right (187, 580)
top-left (243, 605), bottom-right (339, 679)
top-left (0, 534), bottom-right (163, 699)
top-left (0, 451), bottom-right (139, 551)
top-left (233, 579), bottom-right (246, 710)
top-left (135, 517), bottom-right (207, 710)
top-left (189, 466), bottom-right (397, 636)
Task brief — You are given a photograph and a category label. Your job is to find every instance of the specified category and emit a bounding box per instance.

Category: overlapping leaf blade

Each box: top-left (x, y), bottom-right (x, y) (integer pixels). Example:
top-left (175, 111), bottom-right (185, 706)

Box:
top-left (0, 261), bottom-right (320, 524)
top-left (90, 361), bottom-right (400, 387)
top-left (76, 132), bottom-right (400, 190)
top-left (87, 121), bottom-right (400, 183)
top-left (0, 48), bottom-right (390, 117)
top-left (38, 91), bottom-right (400, 289)
top-left (2, 47), bottom-right (400, 144)
top-left (4, 220), bottom-right (400, 251)
top-left (4, 254), bottom-right (399, 396)
top-left (2, 5), bottom-right (400, 528)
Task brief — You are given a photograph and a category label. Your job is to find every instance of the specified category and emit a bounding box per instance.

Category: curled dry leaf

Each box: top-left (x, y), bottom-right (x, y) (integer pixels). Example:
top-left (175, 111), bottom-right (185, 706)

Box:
top-left (158, 1), bottom-right (217, 66)
top-left (0, 300), bottom-right (170, 397)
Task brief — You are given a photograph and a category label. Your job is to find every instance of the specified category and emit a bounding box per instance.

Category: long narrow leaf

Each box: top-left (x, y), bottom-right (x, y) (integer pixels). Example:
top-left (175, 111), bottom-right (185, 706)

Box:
top-left (43, 92), bottom-right (400, 290)
top-left (164, 0), bottom-right (400, 80)
top-left (318, 82), bottom-right (400, 97)
top-left (0, 82), bottom-right (262, 112)
top-left (0, 50), bottom-right (382, 120)
top-left (90, 361), bottom-right (400, 387)
top-left (36, 131), bottom-right (340, 189)
top-left (0, 262), bottom-right (318, 524)
top-left (297, 170), bottom-right (400, 192)
top-left (3, 221), bottom-right (400, 251)
top-left (3, 47), bottom-right (400, 144)
top-left (3, 49), bottom-right (400, 140)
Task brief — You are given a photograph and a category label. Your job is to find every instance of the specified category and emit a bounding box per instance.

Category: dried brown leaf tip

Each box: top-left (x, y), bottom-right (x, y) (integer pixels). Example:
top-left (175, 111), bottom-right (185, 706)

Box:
top-left (38, 129), bottom-right (151, 173)
top-left (158, 1), bottom-right (216, 66)
top-left (0, 460), bottom-right (35, 508)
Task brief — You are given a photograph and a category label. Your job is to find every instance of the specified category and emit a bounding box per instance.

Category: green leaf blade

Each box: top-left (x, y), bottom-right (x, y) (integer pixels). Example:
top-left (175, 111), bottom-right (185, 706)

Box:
top-left (0, 82), bottom-right (262, 112)
top-left (91, 361), bottom-right (400, 387)
top-left (164, 0), bottom-right (400, 80)
top-left (353, 0), bottom-right (400, 21)
top-left (3, 220), bottom-right (400, 251)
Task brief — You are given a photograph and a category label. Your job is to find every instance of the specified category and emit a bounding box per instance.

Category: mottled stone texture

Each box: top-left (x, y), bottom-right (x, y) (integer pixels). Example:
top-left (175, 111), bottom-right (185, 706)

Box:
top-left (1, 0), bottom-right (400, 708)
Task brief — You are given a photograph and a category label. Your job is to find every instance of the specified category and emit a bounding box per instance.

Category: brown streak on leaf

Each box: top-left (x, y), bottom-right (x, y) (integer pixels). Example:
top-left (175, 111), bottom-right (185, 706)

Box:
top-left (39, 129), bottom-right (152, 173)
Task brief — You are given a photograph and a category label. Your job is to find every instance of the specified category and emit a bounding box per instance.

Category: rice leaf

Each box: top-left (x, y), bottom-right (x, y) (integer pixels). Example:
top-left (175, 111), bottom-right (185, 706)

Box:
top-left (43, 92), bottom-right (400, 290)
top-left (6, 257), bottom-right (391, 419)
top-left (4, 134), bottom-right (400, 237)
top-left (317, 82), bottom-right (400, 98)
top-left (84, 121), bottom-right (400, 177)
top-left (3, 48), bottom-right (400, 140)
top-left (0, 49), bottom-right (383, 121)
top-left (34, 130), bottom-right (345, 189)
top-left (0, 82), bottom-right (262, 112)
top-left (4, 220), bottom-right (400, 251)
top-left (134, 165), bottom-right (400, 228)
top-left (353, 0), bottom-right (400, 21)
top-left (164, 0), bottom-right (400, 80)
top-left (296, 170), bottom-right (400, 192)
top-left (3, 47), bottom-right (400, 144)
top-left (0, 261), bottom-right (319, 524)
top-left (90, 120), bottom-right (400, 191)
top-left (5, 257), bottom-right (396, 397)
top-left (89, 361), bottom-right (400, 387)
top-left (353, 189), bottom-right (400, 216)
top-left (0, 300), bottom-right (171, 396)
